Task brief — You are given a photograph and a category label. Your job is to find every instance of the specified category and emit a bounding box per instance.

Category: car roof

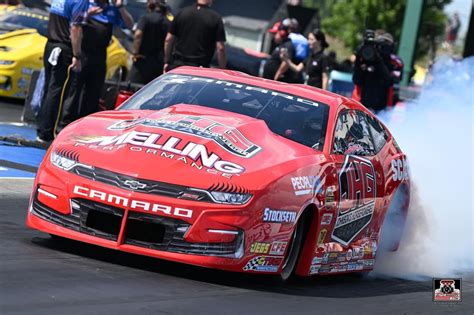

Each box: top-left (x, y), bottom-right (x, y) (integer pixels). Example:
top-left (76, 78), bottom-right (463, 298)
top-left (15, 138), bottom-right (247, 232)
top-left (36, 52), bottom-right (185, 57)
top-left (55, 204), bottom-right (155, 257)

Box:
top-left (169, 67), bottom-right (370, 113)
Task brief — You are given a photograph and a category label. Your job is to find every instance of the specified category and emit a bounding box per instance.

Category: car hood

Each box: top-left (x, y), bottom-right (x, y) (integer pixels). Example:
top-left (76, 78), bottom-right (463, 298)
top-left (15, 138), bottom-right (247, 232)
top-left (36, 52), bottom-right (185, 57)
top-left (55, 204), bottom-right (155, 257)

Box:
top-left (54, 104), bottom-right (322, 189)
top-left (0, 27), bottom-right (44, 59)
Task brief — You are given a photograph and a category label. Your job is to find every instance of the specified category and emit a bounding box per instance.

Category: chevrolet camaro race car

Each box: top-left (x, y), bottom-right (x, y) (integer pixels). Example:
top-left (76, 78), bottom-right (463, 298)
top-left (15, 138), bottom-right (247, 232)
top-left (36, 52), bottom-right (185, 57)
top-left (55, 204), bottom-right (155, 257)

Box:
top-left (27, 67), bottom-right (410, 280)
top-left (0, 7), bottom-right (129, 99)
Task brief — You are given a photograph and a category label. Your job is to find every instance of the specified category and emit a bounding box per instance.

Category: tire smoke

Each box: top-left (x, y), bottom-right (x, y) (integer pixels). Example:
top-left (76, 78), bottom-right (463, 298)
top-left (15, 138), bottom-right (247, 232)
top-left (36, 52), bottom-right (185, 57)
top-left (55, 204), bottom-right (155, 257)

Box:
top-left (373, 57), bottom-right (474, 279)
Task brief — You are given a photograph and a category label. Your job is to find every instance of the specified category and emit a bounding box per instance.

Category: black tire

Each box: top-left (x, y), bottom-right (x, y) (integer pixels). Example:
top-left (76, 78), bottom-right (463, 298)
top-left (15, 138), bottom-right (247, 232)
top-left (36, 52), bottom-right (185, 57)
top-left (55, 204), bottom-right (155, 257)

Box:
top-left (379, 184), bottom-right (409, 252)
top-left (280, 211), bottom-right (309, 281)
top-left (49, 234), bottom-right (65, 241)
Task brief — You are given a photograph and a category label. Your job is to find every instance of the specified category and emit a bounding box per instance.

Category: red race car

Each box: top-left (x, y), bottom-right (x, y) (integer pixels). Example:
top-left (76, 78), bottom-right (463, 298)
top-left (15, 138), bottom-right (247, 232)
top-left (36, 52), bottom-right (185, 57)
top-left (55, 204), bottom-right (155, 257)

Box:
top-left (27, 67), bottom-right (410, 280)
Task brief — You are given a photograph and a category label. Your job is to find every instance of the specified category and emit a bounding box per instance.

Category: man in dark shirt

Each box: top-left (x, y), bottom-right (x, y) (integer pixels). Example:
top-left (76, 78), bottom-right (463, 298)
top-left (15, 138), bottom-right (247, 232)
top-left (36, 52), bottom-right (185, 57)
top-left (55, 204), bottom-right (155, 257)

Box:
top-left (129, 0), bottom-right (170, 84)
top-left (67, 0), bottom-right (133, 122)
top-left (163, 0), bottom-right (226, 71)
top-left (263, 22), bottom-right (301, 83)
top-left (36, 0), bottom-right (88, 143)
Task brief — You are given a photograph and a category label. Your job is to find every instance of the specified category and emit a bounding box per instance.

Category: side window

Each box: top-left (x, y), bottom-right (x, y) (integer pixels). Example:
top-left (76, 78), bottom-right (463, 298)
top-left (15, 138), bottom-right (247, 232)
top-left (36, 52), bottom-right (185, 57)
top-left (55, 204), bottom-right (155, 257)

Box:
top-left (365, 114), bottom-right (389, 153)
top-left (333, 110), bottom-right (375, 156)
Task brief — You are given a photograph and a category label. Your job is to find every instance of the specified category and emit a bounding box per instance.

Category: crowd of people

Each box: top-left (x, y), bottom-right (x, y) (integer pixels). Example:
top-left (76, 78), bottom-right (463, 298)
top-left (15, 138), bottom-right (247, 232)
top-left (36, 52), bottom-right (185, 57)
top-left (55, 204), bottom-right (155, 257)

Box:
top-left (20, 0), bottom-right (402, 143)
top-left (36, 0), bottom-right (226, 143)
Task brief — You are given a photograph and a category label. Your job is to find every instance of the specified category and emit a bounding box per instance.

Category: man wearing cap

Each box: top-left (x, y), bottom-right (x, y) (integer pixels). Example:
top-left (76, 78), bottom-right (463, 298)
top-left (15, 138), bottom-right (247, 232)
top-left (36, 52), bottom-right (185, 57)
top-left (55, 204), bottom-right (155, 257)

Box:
top-left (163, 0), bottom-right (226, 71)
top-left (263, 21), bottom-right (301, 83)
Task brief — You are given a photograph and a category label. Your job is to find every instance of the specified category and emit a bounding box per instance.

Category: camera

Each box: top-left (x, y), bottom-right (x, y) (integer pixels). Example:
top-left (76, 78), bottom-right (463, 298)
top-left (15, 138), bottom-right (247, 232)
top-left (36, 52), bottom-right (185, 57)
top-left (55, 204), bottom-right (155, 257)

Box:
top-left (357, 29), bottom-right (379, 64)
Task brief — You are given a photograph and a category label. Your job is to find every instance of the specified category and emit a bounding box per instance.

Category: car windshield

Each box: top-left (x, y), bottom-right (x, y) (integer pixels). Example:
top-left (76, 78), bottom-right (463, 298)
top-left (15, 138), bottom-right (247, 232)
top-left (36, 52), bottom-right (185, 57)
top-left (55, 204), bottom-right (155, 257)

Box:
top-left (120, 74), bottom-right (330, 150)
top-left (0, 10), bottom-right (48, 36)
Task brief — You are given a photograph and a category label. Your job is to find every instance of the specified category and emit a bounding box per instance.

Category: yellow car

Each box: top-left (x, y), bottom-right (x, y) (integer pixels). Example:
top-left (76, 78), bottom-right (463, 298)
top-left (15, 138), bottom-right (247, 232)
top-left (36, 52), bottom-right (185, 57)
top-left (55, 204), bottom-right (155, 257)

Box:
top-left (0, 7), bottom-right (130, 99)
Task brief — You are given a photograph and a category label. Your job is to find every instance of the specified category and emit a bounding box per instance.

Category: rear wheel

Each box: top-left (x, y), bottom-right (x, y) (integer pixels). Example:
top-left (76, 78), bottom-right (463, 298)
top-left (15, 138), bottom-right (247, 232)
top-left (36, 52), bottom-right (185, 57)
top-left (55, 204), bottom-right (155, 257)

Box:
top-left (280, 210), bottom-right (310, 281)
top-left (379, 185), bottom-right (409, 251)
top-left (49, 234), bottom-right (65, 241)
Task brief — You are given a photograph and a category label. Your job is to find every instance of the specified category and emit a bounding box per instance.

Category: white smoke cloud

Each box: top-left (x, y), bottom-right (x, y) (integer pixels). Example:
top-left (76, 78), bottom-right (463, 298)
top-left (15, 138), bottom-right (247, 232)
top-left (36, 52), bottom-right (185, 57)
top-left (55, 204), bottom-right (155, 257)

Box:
top-left (373, 57), bottom-right (474, 279)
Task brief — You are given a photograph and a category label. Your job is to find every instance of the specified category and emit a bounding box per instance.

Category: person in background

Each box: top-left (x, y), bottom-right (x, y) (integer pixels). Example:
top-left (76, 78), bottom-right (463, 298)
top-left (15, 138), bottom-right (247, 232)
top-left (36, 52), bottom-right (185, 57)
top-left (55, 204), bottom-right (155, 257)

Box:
top-left (326, 51), bottom-right (339, 71)
top-left (445, 12), bottom-right (461, 48)
top-left (352, 31), bottom-right (401, 112)
top-left (129, 0), bottom-right (170, 84)
top-left (36, 0), bottom-right (88, 143)
top-left (281, 28), bottom-right (330, 89)
top-left (283, 18), bottom-right (309, 64)
top-left (263, 21), bottom-right (301, 83)
top-left (163, 0), bottom-right (226, 72)
top-left (59, 0), bottom-right (133, 128)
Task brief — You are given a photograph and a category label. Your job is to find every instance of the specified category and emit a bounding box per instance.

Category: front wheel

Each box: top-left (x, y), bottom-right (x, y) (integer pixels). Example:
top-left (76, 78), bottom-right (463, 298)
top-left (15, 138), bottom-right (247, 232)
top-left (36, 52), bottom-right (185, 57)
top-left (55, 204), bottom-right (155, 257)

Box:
top-left (280, 212), bottom-right (308, 281)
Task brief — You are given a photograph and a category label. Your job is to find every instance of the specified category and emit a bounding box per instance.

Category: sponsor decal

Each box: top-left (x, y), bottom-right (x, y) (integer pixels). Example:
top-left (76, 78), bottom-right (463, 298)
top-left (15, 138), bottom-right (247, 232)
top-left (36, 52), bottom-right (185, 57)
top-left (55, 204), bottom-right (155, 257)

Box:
top-left (163, 74), bottom-right (321, 108)
top-left (332, 155), bottom-right (376, 246)
top-left (320, 213), bottom-right (333, 225)
top-left (391, 158), bottom-right (409, 182)
top-left (108, 115), bottom-right (261, 158)
top-left (329, 263), bottom-right (347, 273)
top-left (362, 240), bottom-right (377, 257)
top-left (347, 262), bottom-right (364, 271)
top-left (322, 253), bottom-right (329, 263)
top-left (22, 67), bottom-right (34, 75)
top-left (312, 256), bottom-right (323, 265)
top-left (247, 223), bottom-right (273, 244)
top-left (328, 252), bottom-right (338, 263)
top-left (291, 175), bottom-right (321, 196)
top-left (433, 279), bottom-right (462, 302)
top-left (353, 247), bottom-right (364, 259)
top-left (360, 259), bottom-right (375, 269)
top-left (309, 264), bottom-right (321, 275)
top-left (337, 253), bottom-right (346, 262)
top-left (269, 241), bottom-right (287, 256)
top-left (75, 131), bottom-right (245, 178)
top-left (262, 208), bottom-right (296, 223)
top-left (319, 265), bottom-right (331, 273)
top-left (73, 185), bottom-right (192, 218)
top-left (317, 229), bottom-right (327, 245)
top-left (325, 186), bottom-right (336, 207)
top-left (250, 242), bottom-right (270, 254)
top-left (17, 77), bottom-right (28, 89)
top-left (346, 249), bottom-right (353, 261)
top-left (243, 256), bottom-right (282, 272)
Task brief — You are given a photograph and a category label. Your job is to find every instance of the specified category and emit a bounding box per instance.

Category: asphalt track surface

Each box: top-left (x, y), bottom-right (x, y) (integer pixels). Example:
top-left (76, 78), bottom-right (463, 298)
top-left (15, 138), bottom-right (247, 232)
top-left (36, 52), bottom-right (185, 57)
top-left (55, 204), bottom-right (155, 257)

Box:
top-left (1, 100), bottom-right (473, 314)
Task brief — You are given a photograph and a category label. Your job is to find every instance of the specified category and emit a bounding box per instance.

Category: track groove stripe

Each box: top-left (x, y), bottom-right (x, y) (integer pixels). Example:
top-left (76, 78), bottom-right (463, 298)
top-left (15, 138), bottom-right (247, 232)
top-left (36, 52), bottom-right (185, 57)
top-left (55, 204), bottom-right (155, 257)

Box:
top-left (0, 159), bottom-right (38, 173)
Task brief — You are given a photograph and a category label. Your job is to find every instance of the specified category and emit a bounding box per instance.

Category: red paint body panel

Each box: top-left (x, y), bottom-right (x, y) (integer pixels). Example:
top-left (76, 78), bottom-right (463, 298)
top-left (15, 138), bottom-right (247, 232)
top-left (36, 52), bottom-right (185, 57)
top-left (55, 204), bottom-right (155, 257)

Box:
top-left (27, 67), bottom-right (410, 277)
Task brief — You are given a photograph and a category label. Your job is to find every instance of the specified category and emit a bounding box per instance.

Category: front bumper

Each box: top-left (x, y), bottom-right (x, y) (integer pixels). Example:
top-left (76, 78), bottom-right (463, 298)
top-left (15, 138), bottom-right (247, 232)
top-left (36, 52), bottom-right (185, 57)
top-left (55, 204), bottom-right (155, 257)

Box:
top-left (26, 163), bottom-right (261, 272)
top-left (30, 194), bottom-right (243, 257)
top-left (0, 67), bottom-right (30, 99)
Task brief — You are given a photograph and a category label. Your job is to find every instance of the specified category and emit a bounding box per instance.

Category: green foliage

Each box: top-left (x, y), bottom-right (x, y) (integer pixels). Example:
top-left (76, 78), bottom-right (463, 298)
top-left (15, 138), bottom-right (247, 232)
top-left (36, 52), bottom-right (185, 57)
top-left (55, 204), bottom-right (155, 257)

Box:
top-left (321, 0), bottom-right (450, 59)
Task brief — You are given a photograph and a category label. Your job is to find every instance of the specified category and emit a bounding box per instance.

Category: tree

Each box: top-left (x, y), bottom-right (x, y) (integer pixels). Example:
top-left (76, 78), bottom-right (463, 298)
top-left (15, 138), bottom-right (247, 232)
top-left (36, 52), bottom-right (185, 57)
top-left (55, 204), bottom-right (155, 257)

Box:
top-left (322, 0), bottom-right (450, 60)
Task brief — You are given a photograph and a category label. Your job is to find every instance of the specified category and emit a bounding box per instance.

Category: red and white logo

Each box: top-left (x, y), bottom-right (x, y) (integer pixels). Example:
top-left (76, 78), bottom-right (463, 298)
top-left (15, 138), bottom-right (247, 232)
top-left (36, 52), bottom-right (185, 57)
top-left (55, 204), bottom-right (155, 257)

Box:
top-left (108, 115), bottom-right (261, 158)
top-left (332, 155), bottom-right (376, 246)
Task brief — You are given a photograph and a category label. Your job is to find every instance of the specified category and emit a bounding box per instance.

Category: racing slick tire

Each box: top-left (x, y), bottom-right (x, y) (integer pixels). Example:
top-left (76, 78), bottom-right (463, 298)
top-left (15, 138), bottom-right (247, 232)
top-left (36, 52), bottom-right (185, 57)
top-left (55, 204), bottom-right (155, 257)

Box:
top-left (280, 209), bottom-right (312, 282)
top-left (49, 234), bottom-right (66, 242)
top-left (379, 184), bottom-right (409, 252)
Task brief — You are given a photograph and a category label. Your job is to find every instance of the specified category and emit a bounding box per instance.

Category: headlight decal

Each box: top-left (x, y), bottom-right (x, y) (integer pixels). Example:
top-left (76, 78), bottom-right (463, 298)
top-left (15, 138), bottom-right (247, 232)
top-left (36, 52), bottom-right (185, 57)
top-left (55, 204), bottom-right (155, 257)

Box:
top-left (50, 149), bottom-right (82, 171)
